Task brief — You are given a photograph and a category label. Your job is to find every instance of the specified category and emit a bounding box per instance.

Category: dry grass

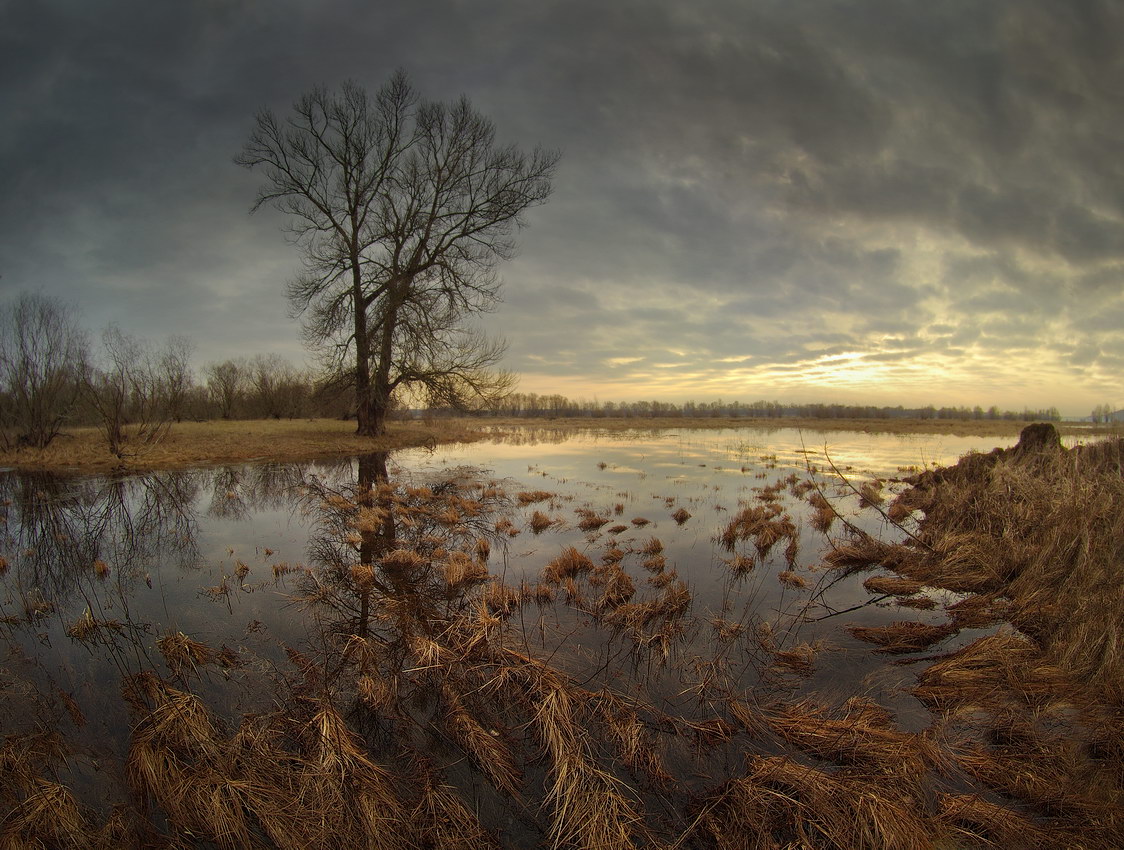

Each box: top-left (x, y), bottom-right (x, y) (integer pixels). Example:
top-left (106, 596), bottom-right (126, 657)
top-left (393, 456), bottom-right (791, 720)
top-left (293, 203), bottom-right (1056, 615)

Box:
top-left (847, 621), bottom-right (955, 654)
top-left (694, 754), bottom-right (932, 850)
top-left (0, 417), bottom-right (485, 472)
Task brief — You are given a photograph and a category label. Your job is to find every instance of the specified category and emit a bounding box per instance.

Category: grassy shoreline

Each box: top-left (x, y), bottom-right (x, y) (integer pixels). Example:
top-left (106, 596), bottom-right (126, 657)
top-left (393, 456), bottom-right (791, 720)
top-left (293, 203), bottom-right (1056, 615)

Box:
top-left (2, 415), bottom-right (1119, 473)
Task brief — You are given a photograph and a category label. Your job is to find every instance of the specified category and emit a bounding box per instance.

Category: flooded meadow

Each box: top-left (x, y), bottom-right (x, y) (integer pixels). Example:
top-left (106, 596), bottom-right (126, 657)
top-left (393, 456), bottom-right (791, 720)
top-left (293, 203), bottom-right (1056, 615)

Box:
top-left (1, 425), bottom-right (1119, 848)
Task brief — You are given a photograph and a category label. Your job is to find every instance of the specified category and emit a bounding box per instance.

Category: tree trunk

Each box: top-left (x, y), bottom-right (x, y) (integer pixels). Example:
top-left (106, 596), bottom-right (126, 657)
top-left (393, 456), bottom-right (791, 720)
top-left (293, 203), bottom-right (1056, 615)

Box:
top-left (353, 267), bottom-right (377, 436)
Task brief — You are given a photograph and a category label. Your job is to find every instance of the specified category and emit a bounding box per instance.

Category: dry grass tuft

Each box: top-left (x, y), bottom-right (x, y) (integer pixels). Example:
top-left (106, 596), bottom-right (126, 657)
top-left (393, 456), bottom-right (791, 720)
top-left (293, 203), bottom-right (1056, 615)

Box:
top-left (156, 630), bottom-right (215, 675)
top-left (777, 570), bottom-right (807, 589)
top-left (847, 621), bottom-right (954, 654)
top-left (863, 575), bottom-right (925, 596)
top-left (529, 509), bottom-right (554, 533)
top-left (694, 754), bottom-right (932, 850)
top-left (543, 546), bottom-right (595, 583)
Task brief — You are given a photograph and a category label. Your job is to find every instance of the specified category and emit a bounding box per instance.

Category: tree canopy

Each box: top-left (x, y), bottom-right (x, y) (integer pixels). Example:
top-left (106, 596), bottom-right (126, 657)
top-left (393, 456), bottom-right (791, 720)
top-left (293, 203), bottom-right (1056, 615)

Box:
top-left (236, 71), bottom-right (558, 435)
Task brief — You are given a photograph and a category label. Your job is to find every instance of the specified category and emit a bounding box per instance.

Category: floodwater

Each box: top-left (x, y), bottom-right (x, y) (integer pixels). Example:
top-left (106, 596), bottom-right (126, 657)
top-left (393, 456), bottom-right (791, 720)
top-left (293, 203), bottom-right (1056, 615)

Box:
top-left (0, 425), bottom-right (1019, 834)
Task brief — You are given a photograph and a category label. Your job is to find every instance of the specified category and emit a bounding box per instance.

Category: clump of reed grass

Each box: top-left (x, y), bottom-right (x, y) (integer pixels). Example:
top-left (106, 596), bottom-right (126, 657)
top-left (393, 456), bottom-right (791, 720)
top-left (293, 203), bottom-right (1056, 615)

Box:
top-left (542, 546), bottom-right (595, 583)
top-left (500, 655), bottom-right (645, 849)
top-left (440, 684), bottom-right (521, 794)
top-left (672, 507), bottom-right (691, 524)
top-left (777, 570), bottom-right (807, 589)
top-left (413, 775), bottom-right (498, 849)
top-left (858, 479), bottom-right (884, 507)
top-left (693, 754), bottom-right (932, 850)
top-left (0, 777), bottom-right (95, 848)
top-left (763, 697), bottom-right (939, 779)
top-left (847, 621), bottom-right (954, 654)
top-left (65, 606), bottom-right (123, 641)
top-left (937, 792), bottom-right (1066, 849)
top-left (443, 550), bottom-right (488, 588)
top-left (529, 510), bottom-right (554, 533)
top-left (863, 575), bottom-right (924, 595)
top-left (771, 642), bottom-right (818, 675)
top-left (156, 630), bottom-right (215, 675)
top-left (576, 508), bottom-right (610, 531)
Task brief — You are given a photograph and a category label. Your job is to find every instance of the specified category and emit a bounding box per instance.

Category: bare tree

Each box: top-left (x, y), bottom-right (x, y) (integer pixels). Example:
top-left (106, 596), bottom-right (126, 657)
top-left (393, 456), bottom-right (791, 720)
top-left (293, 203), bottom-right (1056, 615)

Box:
top-left (237, 71), bottom-right (557, 435)
top-left (204, 359), bottom-right (246, 419)
top-left (158, 334), bottom-right (196, 422)
top-left (0, 293), bottom-right (88, 449)
top-left (84, 327), bottom-right (189, 457)
top-left (246, 353), bottom-right (308, 419)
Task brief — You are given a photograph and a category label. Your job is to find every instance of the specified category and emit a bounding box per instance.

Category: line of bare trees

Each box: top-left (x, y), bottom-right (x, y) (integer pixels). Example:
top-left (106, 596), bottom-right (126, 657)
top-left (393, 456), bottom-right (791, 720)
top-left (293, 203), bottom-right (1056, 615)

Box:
top-left (478, 391), bottom-right (1064, 423)
top-left (0, 293), bottom-right (345, 454)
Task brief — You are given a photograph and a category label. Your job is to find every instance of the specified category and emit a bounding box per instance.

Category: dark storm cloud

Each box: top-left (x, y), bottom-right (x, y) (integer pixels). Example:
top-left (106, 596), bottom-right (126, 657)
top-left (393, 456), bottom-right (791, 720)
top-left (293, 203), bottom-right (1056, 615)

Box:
top-left (1, 0), bottom-right (1121, 410)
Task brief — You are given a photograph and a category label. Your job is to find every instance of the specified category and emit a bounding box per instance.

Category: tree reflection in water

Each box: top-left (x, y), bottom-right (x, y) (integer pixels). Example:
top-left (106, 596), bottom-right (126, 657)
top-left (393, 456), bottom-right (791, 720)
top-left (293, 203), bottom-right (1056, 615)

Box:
top-left (0, 447), bottom-right (977, 849)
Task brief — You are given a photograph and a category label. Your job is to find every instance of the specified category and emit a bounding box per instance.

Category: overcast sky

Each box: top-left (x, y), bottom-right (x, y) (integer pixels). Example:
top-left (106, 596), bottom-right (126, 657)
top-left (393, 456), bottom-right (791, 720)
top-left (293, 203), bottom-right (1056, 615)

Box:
top-left (2, 0), bottom-right (1122, 414)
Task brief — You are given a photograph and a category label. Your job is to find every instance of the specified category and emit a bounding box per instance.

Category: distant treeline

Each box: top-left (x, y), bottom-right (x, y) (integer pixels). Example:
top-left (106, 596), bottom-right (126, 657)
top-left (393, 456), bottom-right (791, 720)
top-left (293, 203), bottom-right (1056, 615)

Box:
top-left (471, 393), bottom-right (1063, 423)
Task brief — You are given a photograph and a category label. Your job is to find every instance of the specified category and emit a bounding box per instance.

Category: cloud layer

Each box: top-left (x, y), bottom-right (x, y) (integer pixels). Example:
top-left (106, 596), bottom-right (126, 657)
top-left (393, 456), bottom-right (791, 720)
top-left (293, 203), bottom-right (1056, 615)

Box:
top-left (2, 0), bottom-right (1121, 413)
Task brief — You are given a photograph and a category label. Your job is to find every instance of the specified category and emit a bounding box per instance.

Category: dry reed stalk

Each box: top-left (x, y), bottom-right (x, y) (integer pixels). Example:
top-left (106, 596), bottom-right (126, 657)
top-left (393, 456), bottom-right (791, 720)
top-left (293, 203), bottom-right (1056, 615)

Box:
top-left (517, 490), bottom-right (555, 505)
top-left (93, 558), bottom-right (109, 578)
top-left (639, 537), bottom-right (663, 556)
top-left (529, 510), bottom-right (553, 533)
top-left (672, 507), bottom-right (691, 524)
top-left (630, 517), bottom-right (650, 526)
top-left (847, 621), bottom-right (954, 654)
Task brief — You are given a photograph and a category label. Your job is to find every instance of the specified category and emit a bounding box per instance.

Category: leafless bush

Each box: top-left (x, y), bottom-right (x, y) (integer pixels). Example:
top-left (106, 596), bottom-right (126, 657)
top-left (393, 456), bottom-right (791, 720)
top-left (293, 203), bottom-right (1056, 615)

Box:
top-left (0, 292), bottom-right (88, 448)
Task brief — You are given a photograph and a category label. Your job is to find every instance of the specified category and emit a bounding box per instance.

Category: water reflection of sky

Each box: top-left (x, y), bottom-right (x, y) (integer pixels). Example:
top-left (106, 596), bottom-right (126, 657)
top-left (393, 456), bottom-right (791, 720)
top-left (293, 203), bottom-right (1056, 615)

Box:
top-left (0, 427), bottom-right (1018, 808)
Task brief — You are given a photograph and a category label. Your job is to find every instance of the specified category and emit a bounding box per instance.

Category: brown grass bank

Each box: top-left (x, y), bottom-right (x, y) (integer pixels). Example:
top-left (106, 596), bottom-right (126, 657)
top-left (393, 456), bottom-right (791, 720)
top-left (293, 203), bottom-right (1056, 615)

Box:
top-left (0, 418), bottom-right (486, 473)
top-left (822, 425), bottom-right (1124, 846)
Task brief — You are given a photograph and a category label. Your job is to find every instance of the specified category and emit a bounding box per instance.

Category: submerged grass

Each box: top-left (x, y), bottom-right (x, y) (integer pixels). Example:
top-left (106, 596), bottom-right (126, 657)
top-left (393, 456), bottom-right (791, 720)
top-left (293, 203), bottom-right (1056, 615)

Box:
top-left (8, 424), bottom-right (1124, 848)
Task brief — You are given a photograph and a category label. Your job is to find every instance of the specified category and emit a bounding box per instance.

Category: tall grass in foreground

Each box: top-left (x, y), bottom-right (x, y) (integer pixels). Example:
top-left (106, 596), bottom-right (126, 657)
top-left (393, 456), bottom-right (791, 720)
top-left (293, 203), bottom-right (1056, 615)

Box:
top-left (824, 429), bottom-right (1124, 847)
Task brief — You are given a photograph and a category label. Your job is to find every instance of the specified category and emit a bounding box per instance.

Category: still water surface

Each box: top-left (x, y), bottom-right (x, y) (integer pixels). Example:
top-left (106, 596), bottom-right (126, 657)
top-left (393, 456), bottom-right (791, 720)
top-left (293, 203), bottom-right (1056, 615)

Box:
top-left (0, 425), bottom-right (1015, 814)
